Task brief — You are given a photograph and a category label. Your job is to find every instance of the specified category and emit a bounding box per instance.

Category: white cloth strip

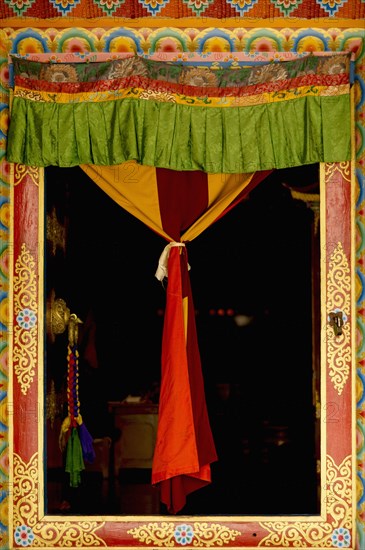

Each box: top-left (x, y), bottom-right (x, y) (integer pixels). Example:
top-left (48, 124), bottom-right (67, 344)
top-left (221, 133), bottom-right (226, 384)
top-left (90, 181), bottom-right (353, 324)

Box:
top-left (155, 242), bottom-right (189, 281)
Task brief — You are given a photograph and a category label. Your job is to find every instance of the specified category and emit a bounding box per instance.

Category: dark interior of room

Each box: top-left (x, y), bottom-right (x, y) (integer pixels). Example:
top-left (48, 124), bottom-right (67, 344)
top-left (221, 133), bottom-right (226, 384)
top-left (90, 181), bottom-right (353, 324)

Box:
top-left (45, 164), bottom-right (320, 517)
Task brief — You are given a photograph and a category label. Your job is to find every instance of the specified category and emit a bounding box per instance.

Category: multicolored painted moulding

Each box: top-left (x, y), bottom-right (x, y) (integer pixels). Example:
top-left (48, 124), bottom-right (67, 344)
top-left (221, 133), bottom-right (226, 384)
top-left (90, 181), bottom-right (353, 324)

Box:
top-left (0, 0), bottom-right (365, 19)
top-left (0, 24), bottom-right (364, 550)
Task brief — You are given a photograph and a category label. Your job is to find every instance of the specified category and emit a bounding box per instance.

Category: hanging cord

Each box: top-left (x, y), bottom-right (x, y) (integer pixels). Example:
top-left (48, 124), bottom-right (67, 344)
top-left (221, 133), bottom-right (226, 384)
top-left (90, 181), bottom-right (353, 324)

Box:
top-left (60, 314), bottom-right (82, 441)
top-left (67, 341), bottom-right (81, 428)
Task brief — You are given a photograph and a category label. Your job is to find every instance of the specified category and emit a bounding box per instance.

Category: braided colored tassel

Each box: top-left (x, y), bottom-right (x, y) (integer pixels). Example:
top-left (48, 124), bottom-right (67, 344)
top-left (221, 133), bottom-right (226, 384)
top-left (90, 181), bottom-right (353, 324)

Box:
top-left (60, 314), bottom-right (95, 488)
top-left (63, 342), bottom-right (84, 487)
top-left (67, 343), bottom-right (80, 428)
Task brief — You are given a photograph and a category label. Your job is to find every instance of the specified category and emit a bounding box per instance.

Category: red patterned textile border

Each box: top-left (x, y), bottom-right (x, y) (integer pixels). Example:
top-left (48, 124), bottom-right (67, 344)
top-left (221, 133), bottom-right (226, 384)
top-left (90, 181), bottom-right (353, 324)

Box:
top-left (14, 72), bottom-right (350, 98)
top-left (1, 0), bottom-right (365, 20)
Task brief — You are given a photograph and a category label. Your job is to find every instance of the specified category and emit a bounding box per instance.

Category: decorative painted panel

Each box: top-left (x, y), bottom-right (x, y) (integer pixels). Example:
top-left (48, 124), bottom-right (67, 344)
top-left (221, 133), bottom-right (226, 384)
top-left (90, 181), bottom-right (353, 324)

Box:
top-left (8, 158), bottom-right (356, 549)
top-left (0, 24), bottom-right (363, 550)
top-left (0, 0), bottom-right (365, 19)
top-left (1, 26), bottom-right (365, 58)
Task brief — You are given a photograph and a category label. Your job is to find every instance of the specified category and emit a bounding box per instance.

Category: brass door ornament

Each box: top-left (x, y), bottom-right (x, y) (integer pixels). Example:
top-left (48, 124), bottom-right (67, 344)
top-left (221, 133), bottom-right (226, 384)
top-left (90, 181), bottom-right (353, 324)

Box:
top-left (68, 313), bottom-right (83, 347)
top-left (47, 289), bottom-right (82, 343)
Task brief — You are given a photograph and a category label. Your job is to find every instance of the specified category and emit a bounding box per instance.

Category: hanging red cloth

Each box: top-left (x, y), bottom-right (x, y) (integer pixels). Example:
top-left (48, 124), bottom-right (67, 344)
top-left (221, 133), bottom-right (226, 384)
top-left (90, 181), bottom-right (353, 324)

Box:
top-left (153, 245), bottom-right (216, 513)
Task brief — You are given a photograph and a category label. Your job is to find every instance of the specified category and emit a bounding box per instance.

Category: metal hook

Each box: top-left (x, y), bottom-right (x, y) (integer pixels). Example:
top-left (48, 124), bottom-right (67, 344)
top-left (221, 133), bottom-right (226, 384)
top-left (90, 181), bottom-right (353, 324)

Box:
top-left (328, 310), bottom-right (344, 337)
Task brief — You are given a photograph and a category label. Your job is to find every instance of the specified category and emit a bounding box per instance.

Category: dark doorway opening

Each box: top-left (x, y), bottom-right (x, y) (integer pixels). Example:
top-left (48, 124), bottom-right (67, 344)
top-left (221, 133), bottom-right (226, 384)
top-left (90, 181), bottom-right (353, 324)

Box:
top-left (45, 165), bottom-right (320, 516)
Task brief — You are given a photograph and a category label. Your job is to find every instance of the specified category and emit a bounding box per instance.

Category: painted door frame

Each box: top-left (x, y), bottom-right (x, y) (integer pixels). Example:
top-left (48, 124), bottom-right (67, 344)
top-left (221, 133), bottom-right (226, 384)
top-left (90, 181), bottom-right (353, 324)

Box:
top-left (0, 21), bottom-right (364, 550)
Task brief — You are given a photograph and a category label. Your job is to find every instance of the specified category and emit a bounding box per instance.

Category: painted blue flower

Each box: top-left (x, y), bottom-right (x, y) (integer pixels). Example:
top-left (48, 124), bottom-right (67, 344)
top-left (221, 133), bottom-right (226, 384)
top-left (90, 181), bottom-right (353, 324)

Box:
top-left (16, 308), bottom-right (37, 330)
top-left (331, 527), bottom-right (351, 548)
top-left (174, 524), bottom-right (194, 545)
top-left (14, 525), bottom-right (35, 547)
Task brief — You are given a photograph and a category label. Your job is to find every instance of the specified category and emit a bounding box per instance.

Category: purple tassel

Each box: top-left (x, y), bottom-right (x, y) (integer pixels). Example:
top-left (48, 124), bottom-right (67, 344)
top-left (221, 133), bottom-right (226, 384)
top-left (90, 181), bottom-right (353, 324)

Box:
top-left (78, 423), bottom-right (96, 463)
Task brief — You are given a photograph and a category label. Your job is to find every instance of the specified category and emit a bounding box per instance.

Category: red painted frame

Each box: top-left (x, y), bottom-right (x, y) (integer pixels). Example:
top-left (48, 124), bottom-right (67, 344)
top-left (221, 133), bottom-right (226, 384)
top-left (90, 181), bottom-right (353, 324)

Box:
top-left (9, 159), bottom-right (355, 549)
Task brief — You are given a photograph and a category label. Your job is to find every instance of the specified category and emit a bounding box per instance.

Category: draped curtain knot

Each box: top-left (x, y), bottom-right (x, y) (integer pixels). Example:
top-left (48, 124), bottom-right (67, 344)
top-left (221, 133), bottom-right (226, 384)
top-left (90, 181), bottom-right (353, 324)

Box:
top-left (155, 242), bottom-right (190, 281)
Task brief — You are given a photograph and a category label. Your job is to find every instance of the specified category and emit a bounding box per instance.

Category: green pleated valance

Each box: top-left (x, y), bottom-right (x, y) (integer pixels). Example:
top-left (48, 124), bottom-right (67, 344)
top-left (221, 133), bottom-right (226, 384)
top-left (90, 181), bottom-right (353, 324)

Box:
top-left (7, 54), bottom-right (352, 173)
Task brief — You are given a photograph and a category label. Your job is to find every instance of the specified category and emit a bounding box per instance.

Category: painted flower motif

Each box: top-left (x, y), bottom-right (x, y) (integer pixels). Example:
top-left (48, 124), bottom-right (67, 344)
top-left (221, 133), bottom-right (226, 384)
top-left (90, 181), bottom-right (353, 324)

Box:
top-left (226, 0), bottom-right (258, 15)
top-left (0, 62), bottom-right (10, 90)
top-left (202, 36), bottom-right (231, 53)
top-left (61, 37), bottom-right (91, 54)
top-left (0, 157), bottom-right (11, 184)
top-left (179, 67), bottom-right (218, 87)
top-left (276, 0), bottom-right (298, 7)
top-left (356, 424), bottom-right (364, 451)
top-left (249, 37), bottom-right (279, 53)
top-left (0, 108), bottom-right (9, 136)
top-left (342, 37), bottom-right (363, 61)
top-left (174, 524), bottom-right (194, 545)
top-left (155, 37), bottom-right (184, 54)
top-left (316, 0), bottom-right (343, 16)
top-left (16, 308), bottom-right (37, 330)
top-left (0, 496), bottom-right (8, 526)
top-left (139, 0), bottom-right (169, 15)
top-left (0, 297), bottom-right (9, 329)
top-left (16, 37), bottom-right (45, 55)
top-left (0, 446), bottom-right (9, 476)
top-left (40, 64), bottom-right (78, 83)
top-left (0, 202), bottom-right (10, 230)
top-left (296, 36), bottom-right (325, 53)
top-left (0, 346), bottom-right (9, 374)
top-left (109, 37), bottom-right (138, 54)
top-left (94, 0), bottom-right (123, 15)
top-left (183, 0), bottom-right (213, 16)
top-left (7, 0), bottom-right (35, 16)
top-left (14, 525), bottom-right (35, 547)
top-left (331, 527), bottom-right (351, 548)
top-left (55, 0), bottom-right (79, 12)
top-left (271, 0), bottom-right (303, 16)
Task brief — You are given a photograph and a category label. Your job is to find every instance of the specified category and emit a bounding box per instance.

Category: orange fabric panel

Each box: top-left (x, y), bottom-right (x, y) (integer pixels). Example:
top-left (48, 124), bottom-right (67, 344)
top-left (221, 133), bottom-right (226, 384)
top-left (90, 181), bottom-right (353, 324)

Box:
top-left (81, 162), bottom-right (171, 241)
top-left (182, 172), bottom-right (255, 241)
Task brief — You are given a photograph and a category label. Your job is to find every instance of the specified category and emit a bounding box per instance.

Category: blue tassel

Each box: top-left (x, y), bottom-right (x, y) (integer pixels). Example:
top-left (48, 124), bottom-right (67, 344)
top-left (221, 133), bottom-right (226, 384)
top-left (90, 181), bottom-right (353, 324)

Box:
top-left (78, 423), bottom-right (96, 463)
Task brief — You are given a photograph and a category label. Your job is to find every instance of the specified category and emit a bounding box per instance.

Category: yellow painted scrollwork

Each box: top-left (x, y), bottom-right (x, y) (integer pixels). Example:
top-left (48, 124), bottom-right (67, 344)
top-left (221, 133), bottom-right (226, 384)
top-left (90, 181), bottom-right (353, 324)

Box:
top-left (128, 522), bottom-right (176, 546)
top-left (14, 164), bottom-right (41, 187)
top-left (13, 243), bottom-right (37, 395)
top-left (258, 455), bottom-right (352, 547)
top-left (326, 242), bottom-right (351, 395)
top-left (192, 523), bottom-right (241, 547)
top-left (13, 453), bottom-right (107, 547)
top-left (128, 522), bottom-right (241, 547)
top-left (324, 162), bottom-right (351, 183)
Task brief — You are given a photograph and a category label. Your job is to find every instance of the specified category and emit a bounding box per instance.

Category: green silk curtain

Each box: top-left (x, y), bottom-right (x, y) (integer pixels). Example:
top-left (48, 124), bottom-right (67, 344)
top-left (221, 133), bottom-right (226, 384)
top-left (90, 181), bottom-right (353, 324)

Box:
top-left (7, 54), bottom-right (351, 172)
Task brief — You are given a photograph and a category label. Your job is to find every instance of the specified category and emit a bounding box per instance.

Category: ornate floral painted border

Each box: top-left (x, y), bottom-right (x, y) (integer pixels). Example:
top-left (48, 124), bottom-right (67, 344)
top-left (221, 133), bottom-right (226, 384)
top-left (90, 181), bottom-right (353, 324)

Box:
top-left (0, 25), bottom-right (364, 550)
top-left (7, 153), bottom-right (356, 546)
top-left (1, 26), bottom-right (364, 58)
top-left (0, 0), bottom-right (365, 19)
